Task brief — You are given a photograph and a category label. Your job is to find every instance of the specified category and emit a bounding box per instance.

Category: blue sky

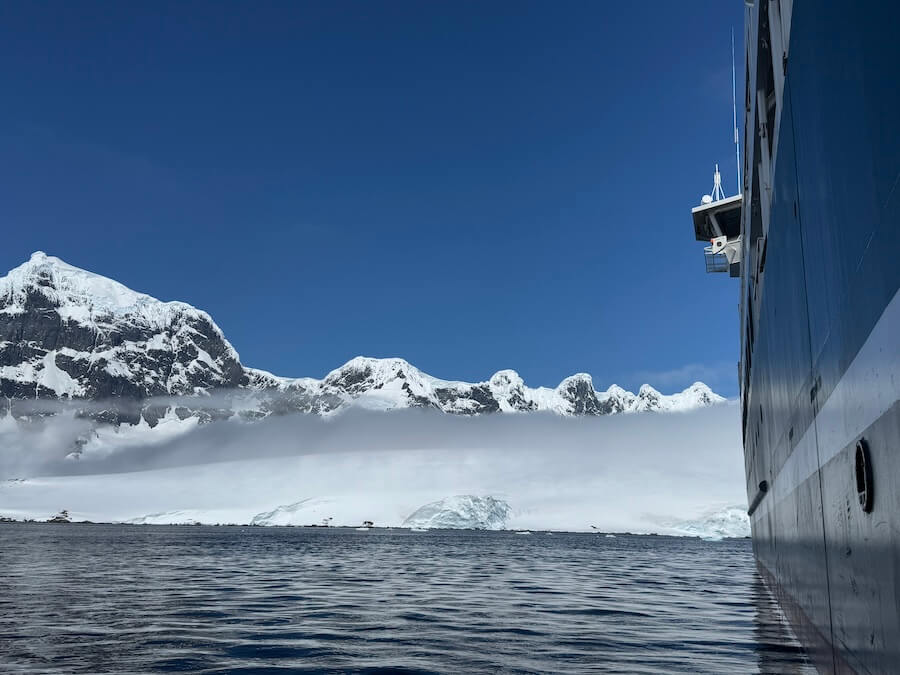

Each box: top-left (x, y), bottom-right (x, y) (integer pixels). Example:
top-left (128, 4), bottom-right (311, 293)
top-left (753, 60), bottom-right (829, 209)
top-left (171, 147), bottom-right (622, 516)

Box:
top-left (0, 1), bottom-right (744, 395)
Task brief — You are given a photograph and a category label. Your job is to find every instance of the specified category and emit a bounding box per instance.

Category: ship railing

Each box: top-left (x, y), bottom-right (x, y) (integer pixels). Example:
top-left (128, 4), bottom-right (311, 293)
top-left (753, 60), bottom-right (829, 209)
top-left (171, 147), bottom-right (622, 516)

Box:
top-left (703, 247), bottom-right (730, 273)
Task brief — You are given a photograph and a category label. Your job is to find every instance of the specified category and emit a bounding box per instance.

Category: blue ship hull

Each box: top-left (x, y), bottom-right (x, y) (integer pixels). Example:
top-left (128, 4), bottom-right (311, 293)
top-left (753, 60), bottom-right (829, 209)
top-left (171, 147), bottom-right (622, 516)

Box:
top-left (732, 2), bottom-right (899, 672)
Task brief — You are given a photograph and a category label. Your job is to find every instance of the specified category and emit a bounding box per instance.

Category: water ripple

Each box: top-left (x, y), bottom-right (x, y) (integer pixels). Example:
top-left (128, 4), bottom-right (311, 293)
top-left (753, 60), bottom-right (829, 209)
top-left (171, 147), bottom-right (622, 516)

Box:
top-left (0, 525), bottom-right (813, 673)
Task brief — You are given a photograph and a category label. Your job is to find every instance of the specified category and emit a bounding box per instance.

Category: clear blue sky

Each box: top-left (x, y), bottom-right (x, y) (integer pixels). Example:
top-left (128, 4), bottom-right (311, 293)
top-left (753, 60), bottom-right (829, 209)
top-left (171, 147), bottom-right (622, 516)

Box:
top-left (0, 1), bottom-right (744, 395)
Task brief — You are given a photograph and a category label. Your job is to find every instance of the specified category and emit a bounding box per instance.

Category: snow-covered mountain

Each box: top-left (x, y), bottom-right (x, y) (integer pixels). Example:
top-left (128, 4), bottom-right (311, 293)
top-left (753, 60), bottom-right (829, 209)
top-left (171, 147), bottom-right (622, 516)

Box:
top-left (0, 253), bottom-right (725, 424)
top-left (0, 252), bottom-right (246, 424)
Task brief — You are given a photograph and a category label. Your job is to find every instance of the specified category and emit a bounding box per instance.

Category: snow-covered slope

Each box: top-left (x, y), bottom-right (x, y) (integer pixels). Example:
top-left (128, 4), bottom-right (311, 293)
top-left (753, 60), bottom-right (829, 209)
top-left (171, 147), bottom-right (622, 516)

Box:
top-left (250, 498), bottom-right (337, 526)
top-left (0, 253), bottom-right (726, 425)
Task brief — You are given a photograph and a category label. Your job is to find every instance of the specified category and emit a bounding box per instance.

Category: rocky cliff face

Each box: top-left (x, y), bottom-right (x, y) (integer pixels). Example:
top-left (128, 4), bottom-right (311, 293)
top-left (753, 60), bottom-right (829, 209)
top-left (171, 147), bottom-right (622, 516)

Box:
top-left (0, 253), bottom-right (726, 425)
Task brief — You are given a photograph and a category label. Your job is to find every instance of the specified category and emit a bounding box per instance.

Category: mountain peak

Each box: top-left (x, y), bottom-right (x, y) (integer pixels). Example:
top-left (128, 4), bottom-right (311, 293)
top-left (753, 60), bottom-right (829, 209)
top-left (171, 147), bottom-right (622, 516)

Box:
top-left (687, 381), bottom-right (713, 392)
top-left (489, 369), bottom-right (523, 387)
top-left (325, 356), bottom-right (422, 385)
top-left (3, 252), bottom-right (180, 326)
top-left (557, 372), bottom-right (594, 388)
top-left (0, 253), bottom-right (245, 402)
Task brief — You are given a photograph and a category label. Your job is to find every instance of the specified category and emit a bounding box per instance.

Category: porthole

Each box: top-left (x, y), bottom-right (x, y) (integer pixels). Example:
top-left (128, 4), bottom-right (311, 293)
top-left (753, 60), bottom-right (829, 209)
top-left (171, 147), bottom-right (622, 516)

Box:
top-left (855, 439), bottom-right (873, 513)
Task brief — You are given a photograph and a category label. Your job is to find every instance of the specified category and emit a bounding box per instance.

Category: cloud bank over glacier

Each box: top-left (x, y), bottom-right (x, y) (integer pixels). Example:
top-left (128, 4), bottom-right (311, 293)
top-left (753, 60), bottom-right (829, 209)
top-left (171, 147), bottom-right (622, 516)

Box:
top-left (0, 400), bottom-right (747, 535)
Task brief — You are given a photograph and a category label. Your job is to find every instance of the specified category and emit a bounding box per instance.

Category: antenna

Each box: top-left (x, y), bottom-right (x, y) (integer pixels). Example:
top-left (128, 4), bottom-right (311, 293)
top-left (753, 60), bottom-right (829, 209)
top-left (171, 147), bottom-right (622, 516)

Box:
top-left (711, 164), bottom-right (726, 202)
top-left (698, 31), bottom-right (742, 206)
top-left (732, 28), bottom-right (741, 195)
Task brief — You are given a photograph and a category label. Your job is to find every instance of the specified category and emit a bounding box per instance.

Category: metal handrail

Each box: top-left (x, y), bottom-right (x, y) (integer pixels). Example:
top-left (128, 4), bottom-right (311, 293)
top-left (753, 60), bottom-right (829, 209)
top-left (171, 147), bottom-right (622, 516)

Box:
top-left (703, 249), bottom-right (729, 273)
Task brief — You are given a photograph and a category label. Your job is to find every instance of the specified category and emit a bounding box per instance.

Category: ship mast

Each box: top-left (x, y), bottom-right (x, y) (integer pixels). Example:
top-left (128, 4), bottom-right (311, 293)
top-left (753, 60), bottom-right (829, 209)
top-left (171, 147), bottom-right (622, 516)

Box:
top-left (688, 31), bottom-right (744, 276)
top-left (732, 28), bottom-right (741, 196)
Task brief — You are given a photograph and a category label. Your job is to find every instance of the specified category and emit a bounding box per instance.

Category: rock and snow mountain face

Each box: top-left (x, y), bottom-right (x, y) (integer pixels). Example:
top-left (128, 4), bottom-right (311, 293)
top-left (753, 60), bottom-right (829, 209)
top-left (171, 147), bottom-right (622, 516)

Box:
top-left (0, 253), bottom-right (246, 424)
top-left (0, 253), bottom-right (725, 425)
top-left (247, 359), bottom-right (724, 419)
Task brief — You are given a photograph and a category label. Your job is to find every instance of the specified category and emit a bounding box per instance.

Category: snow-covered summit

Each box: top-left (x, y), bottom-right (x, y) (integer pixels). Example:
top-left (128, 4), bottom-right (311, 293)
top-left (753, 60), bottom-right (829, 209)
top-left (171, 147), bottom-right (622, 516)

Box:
top-left (0, 253), bottom-right (726, 424)
top-left (1, 252), bottom-right (213, 329)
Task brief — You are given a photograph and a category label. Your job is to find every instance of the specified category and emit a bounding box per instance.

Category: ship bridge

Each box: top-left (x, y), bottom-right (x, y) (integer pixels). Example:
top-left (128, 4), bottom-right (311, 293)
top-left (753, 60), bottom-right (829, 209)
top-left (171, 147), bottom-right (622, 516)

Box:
top-left (690, 165), bottom-right (742, 276)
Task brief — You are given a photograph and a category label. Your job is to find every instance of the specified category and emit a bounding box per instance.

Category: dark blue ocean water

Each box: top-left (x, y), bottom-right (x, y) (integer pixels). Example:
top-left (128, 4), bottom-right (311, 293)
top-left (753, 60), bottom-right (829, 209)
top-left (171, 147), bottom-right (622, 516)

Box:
top-left (0, 524), bottom-right (812, 674)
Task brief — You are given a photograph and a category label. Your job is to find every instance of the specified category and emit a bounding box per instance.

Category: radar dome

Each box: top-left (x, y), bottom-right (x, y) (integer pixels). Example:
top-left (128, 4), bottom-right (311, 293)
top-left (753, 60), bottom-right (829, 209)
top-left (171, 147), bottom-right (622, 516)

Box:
top-left (701, 194), bottom-right (713, 204)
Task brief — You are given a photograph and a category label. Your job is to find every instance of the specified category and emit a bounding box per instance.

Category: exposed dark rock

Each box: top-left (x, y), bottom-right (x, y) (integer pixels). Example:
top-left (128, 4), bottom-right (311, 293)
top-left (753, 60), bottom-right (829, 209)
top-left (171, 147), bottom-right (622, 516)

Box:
top-left (557, 376), bottom-right (604, 415)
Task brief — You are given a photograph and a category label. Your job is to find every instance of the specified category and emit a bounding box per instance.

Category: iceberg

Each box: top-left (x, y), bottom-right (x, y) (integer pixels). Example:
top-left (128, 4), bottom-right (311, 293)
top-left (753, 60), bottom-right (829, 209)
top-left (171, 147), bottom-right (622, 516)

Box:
top-left (403, 495), bottom-right (511, 530)
top-left (666, 505), bottom-right (750, 540)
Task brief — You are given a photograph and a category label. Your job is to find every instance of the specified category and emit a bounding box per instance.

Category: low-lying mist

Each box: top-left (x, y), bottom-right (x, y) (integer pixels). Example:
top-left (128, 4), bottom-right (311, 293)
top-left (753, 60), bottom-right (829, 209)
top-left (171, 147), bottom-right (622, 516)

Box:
top-left (0, 402), bottom-right (747, 533)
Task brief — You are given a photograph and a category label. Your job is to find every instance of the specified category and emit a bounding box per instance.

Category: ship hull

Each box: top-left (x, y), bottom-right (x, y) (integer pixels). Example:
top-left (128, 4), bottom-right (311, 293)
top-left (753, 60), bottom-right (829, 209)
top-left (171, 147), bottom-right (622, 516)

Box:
top-left (740, 1), bottom-right (899, 672)
top-left (751, 294), bottom-right (900, 673)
